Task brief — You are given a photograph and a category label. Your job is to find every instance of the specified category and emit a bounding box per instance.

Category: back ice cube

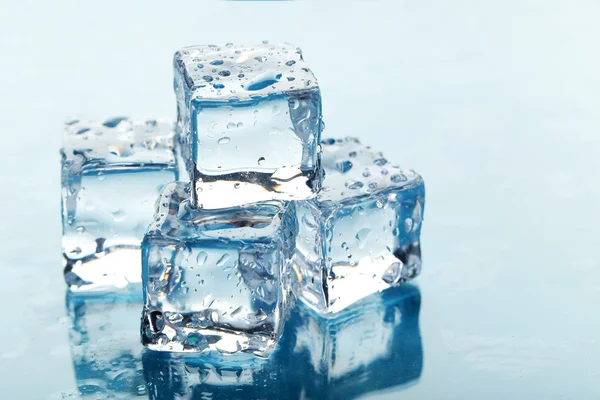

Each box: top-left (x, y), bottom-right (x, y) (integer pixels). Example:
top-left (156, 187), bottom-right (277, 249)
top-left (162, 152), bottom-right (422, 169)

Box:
top-left (173, 42), bottom-right (323, 209)
top-left (293, 138), bottom-right (425, 313)
top-left (61, 117), bottom-right (178, 293)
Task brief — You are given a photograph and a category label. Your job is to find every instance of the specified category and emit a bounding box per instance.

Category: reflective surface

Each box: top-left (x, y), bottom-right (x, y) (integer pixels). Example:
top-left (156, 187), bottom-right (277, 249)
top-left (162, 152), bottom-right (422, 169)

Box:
top-left (2, 1), bottom-right (600, 398)
top-left (63, 286), bottom-right (421, 399)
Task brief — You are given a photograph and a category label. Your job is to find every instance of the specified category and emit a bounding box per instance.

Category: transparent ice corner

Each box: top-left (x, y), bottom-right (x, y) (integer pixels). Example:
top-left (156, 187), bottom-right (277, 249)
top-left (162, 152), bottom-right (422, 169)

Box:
top-left (141, 182), bottom-right (298, 357)
top-left (173, 42), bottom-right (323, 209)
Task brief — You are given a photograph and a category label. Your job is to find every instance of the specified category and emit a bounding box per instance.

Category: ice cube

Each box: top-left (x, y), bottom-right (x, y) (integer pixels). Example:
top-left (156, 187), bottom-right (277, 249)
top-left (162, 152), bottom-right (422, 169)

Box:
top-left (289, 285), bottom-right (423, 398)
top-left (61, 117), bottom-right (179, 293)
top-left (141, 182), bottom-right (297, 356)
top-left (293, 137), bottom-right (425, 313)
top-left (142, 352), bottom-right (294, 399)
top-left (173, 42), bottom-right (323, 209)
top-left (66, 293), bottom-right (146, 398)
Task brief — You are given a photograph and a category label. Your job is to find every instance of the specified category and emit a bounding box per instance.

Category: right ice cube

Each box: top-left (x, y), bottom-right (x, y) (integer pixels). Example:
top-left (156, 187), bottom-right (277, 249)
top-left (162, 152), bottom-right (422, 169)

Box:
top-left (293, 137), bottom-right (425, 314)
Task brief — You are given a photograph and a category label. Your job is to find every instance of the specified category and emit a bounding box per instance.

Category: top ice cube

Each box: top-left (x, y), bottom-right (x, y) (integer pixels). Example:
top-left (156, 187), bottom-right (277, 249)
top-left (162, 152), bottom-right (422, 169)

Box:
top-left (174, 42), bottom-right (323, 209)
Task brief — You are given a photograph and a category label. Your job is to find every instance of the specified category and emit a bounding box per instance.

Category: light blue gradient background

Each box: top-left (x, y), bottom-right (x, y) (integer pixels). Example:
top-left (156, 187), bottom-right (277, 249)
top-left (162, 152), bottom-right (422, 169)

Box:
top-left (1, 1), bottom-right (599, 398)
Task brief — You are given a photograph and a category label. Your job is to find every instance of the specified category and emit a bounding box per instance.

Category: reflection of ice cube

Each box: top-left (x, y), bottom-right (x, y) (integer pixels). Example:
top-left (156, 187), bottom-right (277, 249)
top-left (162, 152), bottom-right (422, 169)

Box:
top-left (142, 351), bottom-right (294, 400)
top-left (294, 137), bottom-right (425, 313)
top-left (173, 43), bottom-right (323, 209)
top-left (61, 117), bottom-right (179, 293)
top-left (141, 182), bottom-right (297, 356)
top-left (289, 284), bottom-right (423, 398)
top-left (66, 293), bottom-right (146, 398)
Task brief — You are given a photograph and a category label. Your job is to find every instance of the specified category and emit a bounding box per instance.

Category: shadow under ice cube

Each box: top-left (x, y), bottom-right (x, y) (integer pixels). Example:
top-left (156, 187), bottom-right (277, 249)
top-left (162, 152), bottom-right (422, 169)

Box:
top-left (293, 137), bottom-right (426, 313)
top-left (61, 117), bottom-right (179, 294)
top-left (141, 182), bottom-right (297, 356)
top-left (173, 42), bottom-right (323, 209)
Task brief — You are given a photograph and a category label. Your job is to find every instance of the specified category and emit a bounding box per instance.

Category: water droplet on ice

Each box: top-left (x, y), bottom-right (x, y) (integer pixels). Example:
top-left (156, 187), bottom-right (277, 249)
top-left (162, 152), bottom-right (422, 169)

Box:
top-left (336, 160), bottom-right (353, 173)
top-left (216, 254), bottom-right (230, 266)
top-left (218, 137), bottom-right (230, 144)
top-left (76, 226), bottom-right (85, 234)
top-left (374, 158), bottom-right (388, 166)
top-left (382, 262), bottom-right (402, 284)
top-left (112, 209), bottom-right (126, 222)
top-left (196, 252), bottom-right (208, 265)
top-left (242, 70), bottom-right (282, 91)
top-left (404, 218), bottom-right (414, 232)
top-left (391, 174), bottom-right (407, 183)
top-left (219, 70), bottom-right (231, 77)
top-left (210, 60), bottom-right (224, 65)
top-left (257, 157), bottom-right (266, 166)
top-left (345, 180), bottom-right (364, 189)
top-left (355, 228), bottom-right (371, 249)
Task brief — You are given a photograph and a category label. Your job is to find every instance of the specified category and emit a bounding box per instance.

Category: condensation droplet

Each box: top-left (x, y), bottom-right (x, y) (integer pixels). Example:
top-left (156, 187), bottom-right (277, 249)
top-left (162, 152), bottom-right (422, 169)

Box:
top-left (216, 254), bottom-right (230, 266)
top-left (391, 174), bottom-right (408, 183)
top-left (76, 226), bottom-right (85, 234)
top-left (257, 157), bottom-right (266, 166)
top-left (196, 252), bottom-right (208, 265)
top-left (218, 137), bottom-right (230, 145)
top-left (336, 160), bottom-right (353, 173)
top-left (112, 209), bottom-right (126, 222)
top-left (405, 218), bottom-right (414, 232)
top-left (345, 180), bottom-right (364, 189)
top-left (355, 228), bottom-right (371, 249)
top-left (374, 158), bottom-right (388, 166)
top-left (210, 60), bottom-right (224, 66)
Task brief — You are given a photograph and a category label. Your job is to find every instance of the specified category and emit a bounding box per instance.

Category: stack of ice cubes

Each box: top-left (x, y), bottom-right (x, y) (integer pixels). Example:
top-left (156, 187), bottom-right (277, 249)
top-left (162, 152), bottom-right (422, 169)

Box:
top-left (60, 42), bottom-right (425, 358)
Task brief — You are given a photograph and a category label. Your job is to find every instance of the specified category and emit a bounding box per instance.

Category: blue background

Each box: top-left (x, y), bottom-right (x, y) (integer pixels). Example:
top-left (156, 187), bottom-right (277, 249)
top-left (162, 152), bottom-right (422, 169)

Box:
top-left (1, 1), bottom-right (599, 398)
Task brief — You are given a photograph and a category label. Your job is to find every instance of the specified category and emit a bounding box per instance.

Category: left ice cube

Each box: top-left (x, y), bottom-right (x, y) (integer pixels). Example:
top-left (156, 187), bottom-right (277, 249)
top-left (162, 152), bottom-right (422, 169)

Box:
top-left (61, 117), bottom-right (179, 293)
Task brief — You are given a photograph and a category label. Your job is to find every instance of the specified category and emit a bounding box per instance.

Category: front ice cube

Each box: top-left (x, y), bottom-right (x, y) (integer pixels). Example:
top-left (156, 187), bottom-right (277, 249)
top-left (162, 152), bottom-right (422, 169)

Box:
top-left (173, 42), bottom-right (323, 209)
top-left (289, 285), bottom-right (422, 398)
top-left (141, 182), bottom-right (297, 356)
top-left (61, 117), bottom-right (178, 293)
top-left (293, 138), bottom-right (425, 313)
